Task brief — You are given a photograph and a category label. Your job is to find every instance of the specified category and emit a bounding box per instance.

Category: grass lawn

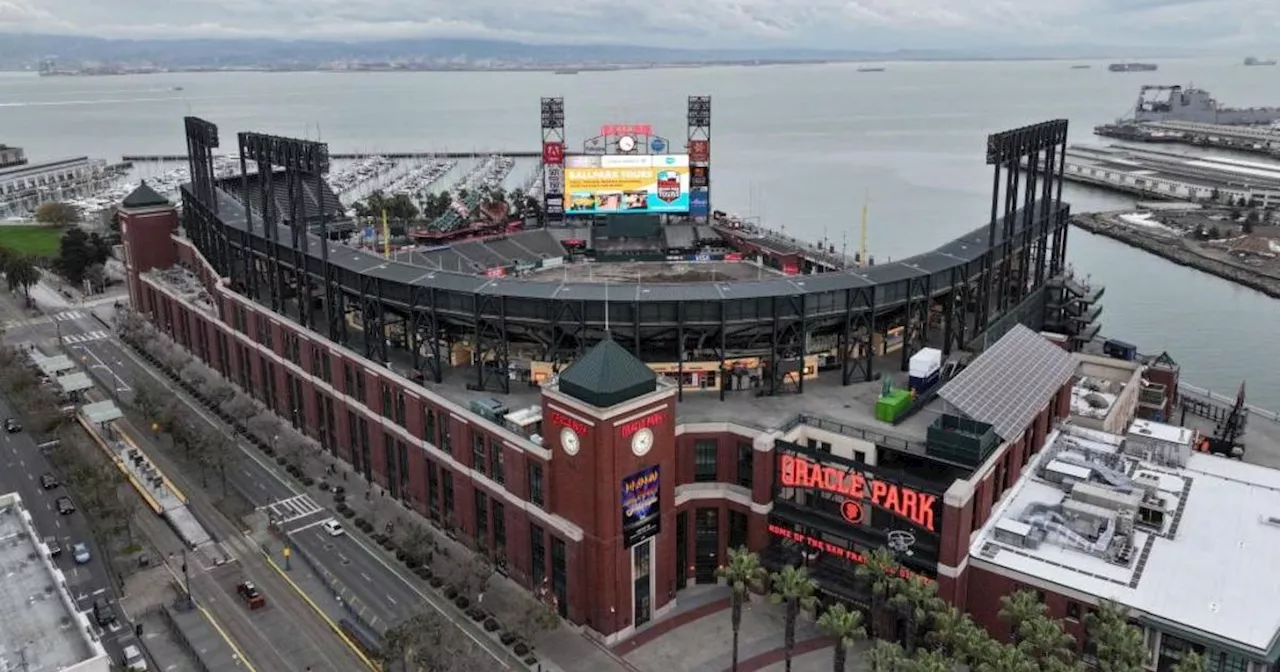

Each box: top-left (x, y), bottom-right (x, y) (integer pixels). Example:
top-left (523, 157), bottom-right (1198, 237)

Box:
top-left (0, 225), bottom-right (62, 258)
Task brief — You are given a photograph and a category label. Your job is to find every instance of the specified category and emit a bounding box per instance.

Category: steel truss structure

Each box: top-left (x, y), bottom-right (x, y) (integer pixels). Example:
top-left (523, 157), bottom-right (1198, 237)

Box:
top-left (687, 96), bottom-right (711, 221)
top-left (178, 114), bottom-right (1072, 402)
top-left (540, 97), bottom-right (565, 225)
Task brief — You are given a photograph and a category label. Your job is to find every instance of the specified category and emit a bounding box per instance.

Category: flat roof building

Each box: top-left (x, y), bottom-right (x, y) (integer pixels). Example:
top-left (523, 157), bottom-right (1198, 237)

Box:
top-left (0, 492), bottom-right (110, 672)
top-left (966, 422), bottom-right (1280, 671)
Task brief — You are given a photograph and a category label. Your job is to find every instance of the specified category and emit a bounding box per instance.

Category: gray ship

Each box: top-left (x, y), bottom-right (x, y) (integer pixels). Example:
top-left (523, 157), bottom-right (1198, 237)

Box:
top-left (1132, 84), bottom-right (1280, 125)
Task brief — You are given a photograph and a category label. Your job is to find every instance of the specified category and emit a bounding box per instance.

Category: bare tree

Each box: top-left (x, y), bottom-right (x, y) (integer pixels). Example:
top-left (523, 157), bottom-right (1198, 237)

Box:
top-left (180, 361), bottom-right (208, 390)
top-left (398, 523), bottom-right (436, 564)
top-left (220, 394), bottom-right (258, 429)
top-left (514, 599), bottom-right (560, 650)
top-left (278, 433), bottom-right (310, 471)
top-left (247, 412), bottom-right (283, 452)
top-left (201, 378), bottom-right (235, 407)
top-left (206, 434), bottom-right (236, 497)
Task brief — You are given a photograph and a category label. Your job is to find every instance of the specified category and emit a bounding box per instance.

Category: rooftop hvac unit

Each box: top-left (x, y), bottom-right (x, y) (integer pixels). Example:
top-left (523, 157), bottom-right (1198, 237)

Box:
top-left (1070, 482), bottom-right (1143, 512)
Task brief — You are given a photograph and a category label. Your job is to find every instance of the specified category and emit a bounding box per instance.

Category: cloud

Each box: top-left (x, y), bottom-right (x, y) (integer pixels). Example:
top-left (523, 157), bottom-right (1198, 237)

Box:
top-left (0, 0), bottom-right (1276, 50)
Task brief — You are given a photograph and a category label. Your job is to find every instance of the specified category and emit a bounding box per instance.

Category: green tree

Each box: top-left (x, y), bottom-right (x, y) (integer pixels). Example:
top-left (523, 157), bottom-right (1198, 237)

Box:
top-left (55, 227), bottom-right (111, 285)
top-left (35, 201), bottom-right (81, 227)
top-left (1015, 615), bottom-right (1078, 670)
top-left (888, 574), bottom-right (942, 653)
top-left (867, 641), bottom-right (908, 672)
top-left (817, 602), bottom-right (866, 672)
top-left (998, 590), bottom-right (1048, 645)
top-left (4, 254), bottom-right (41, 300)
top-left (717, 546), bottom-right (768, 672)
top-left (927, 604), bottom-right (989, 665)
top-left (855, 547), bottom-right (902, 639)
top-left (1172, 651), bottom-right (1205, 672)
top-left (1086, 600), bottom-right (1147, 672)
top-left (770, 565), bottom-right (819, 672)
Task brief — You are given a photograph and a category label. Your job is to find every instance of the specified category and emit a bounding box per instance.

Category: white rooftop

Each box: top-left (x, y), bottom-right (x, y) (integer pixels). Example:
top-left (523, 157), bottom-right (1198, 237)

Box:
top-left (0, 492), bottom-right (108, 671)
top-left (971, 424), bottom-right (1280, 656)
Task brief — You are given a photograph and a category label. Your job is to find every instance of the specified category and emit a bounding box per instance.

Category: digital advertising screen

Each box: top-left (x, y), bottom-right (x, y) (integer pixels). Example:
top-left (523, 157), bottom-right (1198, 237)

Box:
top-left (564, 155), bottom-right (690, 215)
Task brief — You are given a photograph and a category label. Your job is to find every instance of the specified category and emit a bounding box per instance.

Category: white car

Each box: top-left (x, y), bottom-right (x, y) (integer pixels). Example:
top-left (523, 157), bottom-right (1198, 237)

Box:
top-left (322, 520), bottom-right (345, 537)
top-left (122, 644), bottom-right (148, 670)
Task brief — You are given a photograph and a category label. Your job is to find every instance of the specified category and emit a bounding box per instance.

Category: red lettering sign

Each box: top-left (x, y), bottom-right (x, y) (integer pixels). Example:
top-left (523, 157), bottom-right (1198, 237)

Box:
top-left (620, 411), bottom-right (665, 438)
top-left (688, 140), bottom-right (710, 162)
top-left (542, 141), bottom-right (564, 165)
top-left (767, 524), bottom-right (932, 584)
top-left (601, 124), bottom-right (653, 138)
top-left (779, 454), bottom-right (938, 533)
top-left (548, 410), bottom-right (590, 437)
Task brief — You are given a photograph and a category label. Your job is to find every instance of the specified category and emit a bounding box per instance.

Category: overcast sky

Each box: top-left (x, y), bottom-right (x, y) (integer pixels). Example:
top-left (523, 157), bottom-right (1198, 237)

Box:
top-left (0, 0), bottom-right (1276, 50)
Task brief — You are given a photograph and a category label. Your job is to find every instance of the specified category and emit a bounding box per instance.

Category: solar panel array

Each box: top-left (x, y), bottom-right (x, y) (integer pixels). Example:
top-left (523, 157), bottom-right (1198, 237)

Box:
top-left (938, 324), bottom-right (1077, 440)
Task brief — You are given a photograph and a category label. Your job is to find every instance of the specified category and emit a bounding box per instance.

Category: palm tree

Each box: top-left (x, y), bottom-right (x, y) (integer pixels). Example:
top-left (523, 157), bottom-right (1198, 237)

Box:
top-left (887, 574), bottom-right (941, 653)
top-left (975, 642), bottom-right (1039, 672)
top-left (1086, 600), bottom-right (1146, 672)
top-left (1171, 651), bottom-right (1205, 672)
top-left (716, 546), bottom-right (768, 672)
top-left (816, 603), bottom-right (865, 672)
top-left (1015, 615), bottom-right (1077, 667)
top-left (866, 641), bottom-right (907, 672)
top-left (4, 254), bottom-right (40, 300)
top-left (769, 565), bottom-right (819, 672)
top-left (998, 590), bottom-right (1048, 644)
top-left (927, 604), bottom-right (987, 664)
top-left (854, 547), bottom-right (902, 638)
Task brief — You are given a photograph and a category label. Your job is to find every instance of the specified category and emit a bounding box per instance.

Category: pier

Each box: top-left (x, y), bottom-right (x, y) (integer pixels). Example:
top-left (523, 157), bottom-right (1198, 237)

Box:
top-left (122, 151), bottom-right (542, 162)
top-left (1095, 120), bottom-right (1280, 157)
top-left (1060, 146), bottom-right (1280, 204)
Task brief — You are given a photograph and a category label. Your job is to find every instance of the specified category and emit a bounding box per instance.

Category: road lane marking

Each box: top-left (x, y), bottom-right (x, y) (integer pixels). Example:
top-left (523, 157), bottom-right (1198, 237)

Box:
top-left (386, 594), bottom-right (397, 605)
top-left (360, 572), bottom-right (372, 583)
top-left (290, 517), bottom-right (333, 534)
top-left (259, 551), bottom-right (379, 672)
top-left (196, 604), bottom-right (261, 672)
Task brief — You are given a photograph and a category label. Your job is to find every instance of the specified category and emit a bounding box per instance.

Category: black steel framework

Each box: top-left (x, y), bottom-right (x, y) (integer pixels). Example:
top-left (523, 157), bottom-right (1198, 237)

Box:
top-left (540, 97), bottom-right (565, 225)
top-left (177, 114), bottom-right (1073, 403)
top-left (979, 120), bottom-right (1070, 333)
top-left (688, 96), bottom-right (711, 221)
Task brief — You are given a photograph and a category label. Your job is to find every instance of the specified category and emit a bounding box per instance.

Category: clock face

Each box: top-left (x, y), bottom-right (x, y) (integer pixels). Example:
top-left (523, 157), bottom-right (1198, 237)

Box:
top-left (631, 428), bottom-right (654, 457)
top-left (618, 135), bottom-right (637, 152)
top-left (560, 427), bottom-right (580, 456)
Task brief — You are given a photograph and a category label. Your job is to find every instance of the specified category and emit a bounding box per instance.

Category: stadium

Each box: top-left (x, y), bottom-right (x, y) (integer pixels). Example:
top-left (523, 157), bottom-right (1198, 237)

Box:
top-left (121, 101), bottom-right (1110, 642)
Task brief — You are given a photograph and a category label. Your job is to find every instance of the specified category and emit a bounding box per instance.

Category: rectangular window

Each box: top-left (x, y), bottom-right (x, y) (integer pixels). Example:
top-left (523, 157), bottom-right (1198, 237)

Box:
top-left (1066, 601), bottom-right (1081, 622)
top-left (344, 363), bottom-right (355, 397)
top-left (551, 537), bottom-right (567, 618)
top-left (394, 391), bottom-right (406, 427)
top-left (493, 501), bottom-right (506, 553)
top-left (528, 462), bottom-right (545, 507)
top-left (355, 371), bottom-right (366, 405)
top-left (675, 511), bottom-right (688, 589)
top-left (736, 442), bottom-right (753, 489)
top-left (442, 470), bottom-right (455, 524)
top-left (474, 491), bottom-right (490, 552)
top-left (380, 382), bottom-right (393, 420)
top-left (728, 509), bottom-right (748, 550)
top-left (425, 408), bottom-right (437, 446)
top-left (472, 432), bottom-right (488, 476)
top-left (694, 440), bottom-right (718, 482)
top-left (441, 418), bottom-right (451, 452)
top-left (490, 440), bottom-right (505, 486)
top-left (427, 462), bottom-right (440, 522)
top-left (530, 523), bottom-right (546, 585)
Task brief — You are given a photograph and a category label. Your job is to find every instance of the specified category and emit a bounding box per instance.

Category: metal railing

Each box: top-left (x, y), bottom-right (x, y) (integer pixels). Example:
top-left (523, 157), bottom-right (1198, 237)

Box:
top-left (158, 600), bottom-right (213, 672)
top-left (1178, 382), bottom-right (1279, 423)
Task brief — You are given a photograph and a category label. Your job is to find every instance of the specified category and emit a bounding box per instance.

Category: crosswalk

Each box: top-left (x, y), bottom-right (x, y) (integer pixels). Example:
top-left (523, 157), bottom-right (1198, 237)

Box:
top-left (261, 494), bottom-right (324, 524)
top-left (54, 310), bottom-right (86, 321)
top-left (61, 329), bottom-right (109, 344)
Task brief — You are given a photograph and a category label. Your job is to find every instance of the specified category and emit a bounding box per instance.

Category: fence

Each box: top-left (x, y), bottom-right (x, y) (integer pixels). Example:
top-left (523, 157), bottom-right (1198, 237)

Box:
top-left (158, 599), bottom-right (213, 672)
top-left (283, 534), bottom-right (386, 636)
top-left (1178, 382), bottom-right (1279, 423)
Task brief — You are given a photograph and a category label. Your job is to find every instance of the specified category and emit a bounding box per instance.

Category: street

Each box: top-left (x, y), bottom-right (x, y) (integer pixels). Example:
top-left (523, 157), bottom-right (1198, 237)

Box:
top-left (22, 297), bottom-right (521, 669)
top-left (0, 394), bottom-right (141, 669)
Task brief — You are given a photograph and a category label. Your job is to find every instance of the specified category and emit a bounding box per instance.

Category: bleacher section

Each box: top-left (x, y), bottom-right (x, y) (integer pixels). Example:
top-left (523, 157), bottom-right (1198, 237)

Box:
top-left (215, 171), bottom-right (345, 227)
top-left (663, 225), bottom-right (697, 251)
top-left (398, 229), bottom-right (569, 275)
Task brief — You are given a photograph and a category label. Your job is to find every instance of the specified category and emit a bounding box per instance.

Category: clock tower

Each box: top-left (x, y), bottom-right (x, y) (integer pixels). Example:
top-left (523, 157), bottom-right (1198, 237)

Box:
top-left (541, 338), bottom-right (677, 643)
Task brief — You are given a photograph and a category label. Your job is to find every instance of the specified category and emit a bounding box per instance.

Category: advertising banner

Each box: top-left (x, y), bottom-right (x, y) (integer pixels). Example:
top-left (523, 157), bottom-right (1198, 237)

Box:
top-left (689, 140), bottom-right (710, 163)
top-left (621, 465), bottom-right (661, 548)
top-left (601, 124), bottom-right (652, 137)
top-left (545, 195), bottom-right (564, 216)
top-left (544, 163), bottom-right (564, 195)
top-left (564, 155), bottom-right (690, 215)
top-left (542, 141), bottom-right (564, 165)
top-left (690, 165), bottom-right (709, 189)
top-left (689, 189), bottom-right (709, 218)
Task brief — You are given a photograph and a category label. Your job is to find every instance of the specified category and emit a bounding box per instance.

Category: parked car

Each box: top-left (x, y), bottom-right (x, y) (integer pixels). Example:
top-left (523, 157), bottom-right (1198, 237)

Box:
top-left (236, 581), bottom-right (265, 610)
top-left (55, 497), bottom-right (75, 515)
top-left (92, 599), bottom-right (116, 627)
top-left (121, 644), bottom-right (148, 671)
top-left (4, 418), bottom-right (20, 433)
top-left (40, 473), bottom-right (58, 490)
top-left (322, 519), bottom-right (345, 537)
top-left (73, 543), bottom-right (91, 565)
top-left (45, 537), bottom-right (62, 558)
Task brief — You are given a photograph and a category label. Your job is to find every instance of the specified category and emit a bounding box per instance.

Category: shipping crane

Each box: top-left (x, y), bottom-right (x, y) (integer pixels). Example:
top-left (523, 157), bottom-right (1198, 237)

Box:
top-left (1196, 382), bottom-right (1246, 459)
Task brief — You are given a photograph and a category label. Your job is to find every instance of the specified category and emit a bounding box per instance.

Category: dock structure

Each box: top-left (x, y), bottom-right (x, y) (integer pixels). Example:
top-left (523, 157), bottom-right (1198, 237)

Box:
top-left (1060, 145), bottom-right (1280, 205)
top-left (122, 150), bottom-right (541, 162)
top-left (1095, 120), bottom-right (1280, 157)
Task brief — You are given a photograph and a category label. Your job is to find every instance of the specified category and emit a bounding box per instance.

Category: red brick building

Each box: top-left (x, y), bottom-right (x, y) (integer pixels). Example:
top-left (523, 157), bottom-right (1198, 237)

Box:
top-left (122, 188), bottom-right (1087, 643)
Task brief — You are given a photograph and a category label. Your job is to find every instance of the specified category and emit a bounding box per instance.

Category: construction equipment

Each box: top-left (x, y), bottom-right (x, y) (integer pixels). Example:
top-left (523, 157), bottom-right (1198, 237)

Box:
top-left (1196, 382), bottom-right (1247, 459)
